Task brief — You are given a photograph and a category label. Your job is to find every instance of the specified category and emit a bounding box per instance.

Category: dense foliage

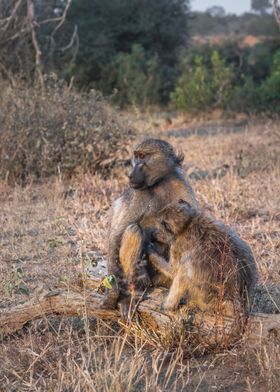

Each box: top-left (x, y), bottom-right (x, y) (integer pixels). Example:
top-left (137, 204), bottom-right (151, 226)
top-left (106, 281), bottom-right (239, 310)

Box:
top-left (171, 51), bottom-right (233, 113)
top-left (66, 0), bottom-right (190, 105)
top-left (171, 41), bottom-right (280, 114)
top-left (0, 0), bottom-right (279, 114)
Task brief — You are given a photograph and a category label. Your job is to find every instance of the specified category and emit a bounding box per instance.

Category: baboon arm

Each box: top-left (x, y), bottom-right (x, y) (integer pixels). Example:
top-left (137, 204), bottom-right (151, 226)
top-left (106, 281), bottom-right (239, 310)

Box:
top-left (148, 251), bottom-right (173, 280)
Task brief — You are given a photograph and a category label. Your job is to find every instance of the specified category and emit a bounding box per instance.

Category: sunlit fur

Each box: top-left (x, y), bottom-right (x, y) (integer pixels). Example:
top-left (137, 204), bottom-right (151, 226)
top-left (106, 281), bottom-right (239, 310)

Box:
top-left (148, 201), bottom-right (258, 320)
top-left (104, 139), bottom-right (197, 311)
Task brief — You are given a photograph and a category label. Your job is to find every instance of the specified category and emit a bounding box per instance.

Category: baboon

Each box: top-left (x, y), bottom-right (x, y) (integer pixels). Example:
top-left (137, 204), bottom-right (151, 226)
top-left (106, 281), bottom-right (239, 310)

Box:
top-left (147, 200), bottom-right (257, 319)
top-left (102, 139), bottom-right (198, 311)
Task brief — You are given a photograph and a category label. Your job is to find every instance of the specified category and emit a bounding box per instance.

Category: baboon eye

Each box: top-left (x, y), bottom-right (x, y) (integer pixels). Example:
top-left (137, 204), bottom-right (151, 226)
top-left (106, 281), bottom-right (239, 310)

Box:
top-left (162, 220), bottom-right (173, 234)
top-left (137, 152), bottom-right (146, 159)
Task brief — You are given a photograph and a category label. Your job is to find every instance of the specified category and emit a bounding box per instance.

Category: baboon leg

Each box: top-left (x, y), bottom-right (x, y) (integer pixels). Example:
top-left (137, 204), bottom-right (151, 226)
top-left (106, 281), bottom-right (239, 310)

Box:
top-left (119, 224), bottom-right (143, 280)
top-left (118, 224), bottom-right (151, 319)
top-left (119, 224), bottom-right (151, 290)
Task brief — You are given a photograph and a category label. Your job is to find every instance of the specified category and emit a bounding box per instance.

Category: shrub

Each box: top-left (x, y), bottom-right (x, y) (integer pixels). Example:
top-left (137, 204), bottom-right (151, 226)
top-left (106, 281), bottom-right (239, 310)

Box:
top-left (227, 49), bottom-right (280, 114)
top-left (171, 51), bottom-right (233, 113)
top-left (210, 51), bottom-right (234, 106)
top-left (102, 44), bottom-right (161, 107)
top-left (0, 77), bottom-right (134, 184)
top-left (226, 77), bottom-right (261, 114)
top-left (170, 55), bottom-right (212, 112)
top-left (260, 49), bottom-right (280, 112)
top-left (66, 0), bottom-right (190, 102)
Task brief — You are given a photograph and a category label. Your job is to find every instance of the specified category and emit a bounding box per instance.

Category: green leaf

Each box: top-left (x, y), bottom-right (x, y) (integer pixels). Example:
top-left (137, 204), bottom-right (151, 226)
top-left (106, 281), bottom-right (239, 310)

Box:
top-left (102, 275), bottom-right (116, 289)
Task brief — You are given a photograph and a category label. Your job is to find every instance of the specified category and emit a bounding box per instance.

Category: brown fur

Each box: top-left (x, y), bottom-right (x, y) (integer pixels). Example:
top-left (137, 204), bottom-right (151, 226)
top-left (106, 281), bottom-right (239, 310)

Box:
top-left (119, 224), bottom-right (151, 289)
top-left (148, 201), bottom-right (258, 319)
top-left (102, 139), bottom-right (197, 310)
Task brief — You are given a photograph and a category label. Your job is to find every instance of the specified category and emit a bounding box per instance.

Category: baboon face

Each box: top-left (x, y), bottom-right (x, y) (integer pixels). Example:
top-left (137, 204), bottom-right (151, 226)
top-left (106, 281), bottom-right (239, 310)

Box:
top-left (128, 139), bottom-right (184, 190)
top-left (159, 201), bottom-right (195, 236)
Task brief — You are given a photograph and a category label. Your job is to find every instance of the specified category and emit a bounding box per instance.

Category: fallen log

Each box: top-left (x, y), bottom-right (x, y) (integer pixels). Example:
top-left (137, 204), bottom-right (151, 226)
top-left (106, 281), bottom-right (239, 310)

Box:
top-left (1, 257), bottom-right (279, 349)
top-left (0, 284), bottom-right (279, 349)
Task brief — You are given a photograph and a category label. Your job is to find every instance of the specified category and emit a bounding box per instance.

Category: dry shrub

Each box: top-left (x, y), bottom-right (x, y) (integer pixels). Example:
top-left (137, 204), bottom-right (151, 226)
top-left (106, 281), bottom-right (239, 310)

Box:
top-left (0, 76), bottom-right (134, 184)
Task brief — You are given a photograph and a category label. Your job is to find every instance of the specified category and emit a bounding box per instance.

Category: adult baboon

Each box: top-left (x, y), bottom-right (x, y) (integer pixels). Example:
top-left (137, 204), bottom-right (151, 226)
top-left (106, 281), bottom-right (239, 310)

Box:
top-left (148, 200), bottom-right (257, 319)
top-left (102, 139), bottom-right (198, 311)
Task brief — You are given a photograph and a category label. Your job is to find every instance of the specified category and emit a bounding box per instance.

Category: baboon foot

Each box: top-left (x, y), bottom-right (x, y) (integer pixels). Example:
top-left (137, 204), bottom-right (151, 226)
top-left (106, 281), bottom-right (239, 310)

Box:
top-left (118, 295), bottom-right (137, 321)
top-left (99, 287), bottom-right (119, 310)
top-left (118, 288), bottom-right (149, 320)
top-left (160, 300), bottom-right (179, 312)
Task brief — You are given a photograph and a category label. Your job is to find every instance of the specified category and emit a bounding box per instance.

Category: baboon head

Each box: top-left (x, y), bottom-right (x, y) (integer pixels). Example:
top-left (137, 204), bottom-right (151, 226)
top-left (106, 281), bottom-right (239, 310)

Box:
top-left (128, 139), bottom-right (184, 190)
top-left (158, 200), bottom-right (196, 236)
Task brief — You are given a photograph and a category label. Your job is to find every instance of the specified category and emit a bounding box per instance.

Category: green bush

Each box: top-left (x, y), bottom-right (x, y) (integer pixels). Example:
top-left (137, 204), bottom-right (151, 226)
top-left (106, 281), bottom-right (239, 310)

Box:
top-left (104, 44), bottom-right (161, 107)
top-left (0, 77), bottom-right (134, 184)
top-left (260, 49), bottom-right (280, 112)
top-left (210, 51), bottom-right (234, 106)
top-left (226, 77), bottom-right (261, 113)
top-left (66, 0), bottom-right (190, 102)
top-left (227, 49), bottom-right (280, 114)
top-left (170, 56), bottom-right (212, 112)
top-left (171, 51), bottom-right (233, 113)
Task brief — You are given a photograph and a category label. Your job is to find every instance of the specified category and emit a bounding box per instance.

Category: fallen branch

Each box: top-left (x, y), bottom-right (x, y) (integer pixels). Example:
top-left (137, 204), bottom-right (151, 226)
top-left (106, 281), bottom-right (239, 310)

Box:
top-left (1, 259), bottom-right (279, 348)
top-left (0, 283), bottom-right (279, 349)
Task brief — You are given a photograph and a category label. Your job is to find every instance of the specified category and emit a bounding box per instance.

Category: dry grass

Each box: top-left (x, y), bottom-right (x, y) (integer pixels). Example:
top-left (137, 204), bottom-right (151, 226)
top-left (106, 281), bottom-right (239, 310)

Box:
top-left (0, 117), bottom-right (279, 391)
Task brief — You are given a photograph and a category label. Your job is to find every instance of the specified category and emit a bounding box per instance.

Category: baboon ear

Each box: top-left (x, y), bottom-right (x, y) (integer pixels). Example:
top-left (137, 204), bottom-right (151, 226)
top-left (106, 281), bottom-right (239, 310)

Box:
top-left (177, 199), bottom-right (192, 212)
top-left (175, 149), bottom-right (184, 165)
top-left (178, 199), bottom-right (191, 207)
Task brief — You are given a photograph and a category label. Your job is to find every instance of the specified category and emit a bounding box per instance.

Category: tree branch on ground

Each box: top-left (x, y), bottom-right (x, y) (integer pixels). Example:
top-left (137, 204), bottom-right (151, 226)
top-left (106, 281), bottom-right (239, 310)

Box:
top-left (0, 259), bottom-right (279, 350)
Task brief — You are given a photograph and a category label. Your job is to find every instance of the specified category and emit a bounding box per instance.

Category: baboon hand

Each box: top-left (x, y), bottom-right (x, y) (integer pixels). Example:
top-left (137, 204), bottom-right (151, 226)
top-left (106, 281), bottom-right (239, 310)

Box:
top-left (150, 228), bottom-right (169, 244)
top-left (146, 242), bottom-right (158, 256)
top-left (136, 271), bottom-right (152, 289)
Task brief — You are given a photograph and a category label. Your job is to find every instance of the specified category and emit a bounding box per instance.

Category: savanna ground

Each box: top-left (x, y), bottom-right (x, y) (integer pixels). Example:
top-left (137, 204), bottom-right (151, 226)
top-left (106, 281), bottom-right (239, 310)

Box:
top-left (0, 114), bottom-right (279, 391)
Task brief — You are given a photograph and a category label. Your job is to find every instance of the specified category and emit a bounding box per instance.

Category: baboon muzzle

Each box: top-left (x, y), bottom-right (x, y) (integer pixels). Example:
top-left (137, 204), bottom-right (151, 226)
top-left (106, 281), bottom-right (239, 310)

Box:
top-left (128, 166), bottom-right (146, 189)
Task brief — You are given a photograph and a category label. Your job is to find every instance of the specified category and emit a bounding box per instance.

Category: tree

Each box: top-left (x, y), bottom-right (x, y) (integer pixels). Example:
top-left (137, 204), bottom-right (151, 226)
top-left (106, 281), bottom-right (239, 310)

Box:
top-left (260, 49), bottom-right (280, 111)
top-left (251, 0), bottom-right (271, 14)
top-left (66, 0), bottom-right (190, 100)
top-left (0, 0), bottom-right (75, 84)
top-left (171, 51), bottom-right (233, 113)
top-left (106, 44), bottom-right (161, 107)
top-left (206, 6), bottom-right (226, 17)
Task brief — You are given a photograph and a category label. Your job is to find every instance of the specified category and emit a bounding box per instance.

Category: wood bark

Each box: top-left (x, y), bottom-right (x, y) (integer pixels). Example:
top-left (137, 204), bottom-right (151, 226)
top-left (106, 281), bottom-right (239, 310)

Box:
top-left (0, 281), bottom-right (279, 348)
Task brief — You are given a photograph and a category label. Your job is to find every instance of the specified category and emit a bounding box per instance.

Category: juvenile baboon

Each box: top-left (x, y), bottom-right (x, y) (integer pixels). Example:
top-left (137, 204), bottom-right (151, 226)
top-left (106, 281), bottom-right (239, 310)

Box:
top-left (148, 201), bottom-right (257, 319)
top-left (102, 139), bottom-right (198, 311)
